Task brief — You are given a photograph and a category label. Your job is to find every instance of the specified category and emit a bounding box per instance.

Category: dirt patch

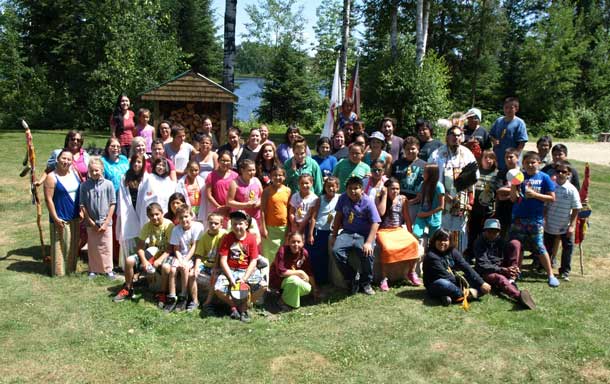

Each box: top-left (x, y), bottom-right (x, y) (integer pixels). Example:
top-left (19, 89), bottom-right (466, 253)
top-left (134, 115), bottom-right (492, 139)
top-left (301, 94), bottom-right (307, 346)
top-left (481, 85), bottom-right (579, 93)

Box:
top-left (524, 141), bottom-right (610, 166)
top-left (270, 350), bottom-right (332, 381)
top-left (587, 257), bottom-right (610, 279)
top-left (430, 341), bottom-right (448, 351)
top-left (580, 360), bottom-right (610, 383)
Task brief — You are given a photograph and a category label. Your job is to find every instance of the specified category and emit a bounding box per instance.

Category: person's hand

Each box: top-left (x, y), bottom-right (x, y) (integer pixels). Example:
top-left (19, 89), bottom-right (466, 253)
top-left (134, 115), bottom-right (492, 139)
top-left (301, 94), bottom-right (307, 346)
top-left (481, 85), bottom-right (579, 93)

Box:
top-left (417, 211), bottom-right (428, 219)
top-left (363, 242), bottom-right (374, 257)
top-left (524, 186), bottom-right (536, 199)
top-left (98, 223), bottom-right (107, 233)
top-left (480, 282), bottom-right (492, 294)
top-left (298, 271), bottom-right (309, 282)
top-left (567, 225), bottom-right (575, 236)
top-left (501, 267), bottom-right (511, 277)
top-left (308, 235), bottom-right (314, 245)
top-left (53, 218), bottom-right (65, 231)
top-left (260, 227), bottom-right (268, 239)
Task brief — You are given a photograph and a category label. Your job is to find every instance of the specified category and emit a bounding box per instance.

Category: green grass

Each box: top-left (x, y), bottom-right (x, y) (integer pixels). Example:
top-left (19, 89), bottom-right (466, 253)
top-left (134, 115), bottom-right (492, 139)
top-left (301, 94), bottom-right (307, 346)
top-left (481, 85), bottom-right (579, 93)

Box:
top-left (1, 131), bottom-right (609, 383)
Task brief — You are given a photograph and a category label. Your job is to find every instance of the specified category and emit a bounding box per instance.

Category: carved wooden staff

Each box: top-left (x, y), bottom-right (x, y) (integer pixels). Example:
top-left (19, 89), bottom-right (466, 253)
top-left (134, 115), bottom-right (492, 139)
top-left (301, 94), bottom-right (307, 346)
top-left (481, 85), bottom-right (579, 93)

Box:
top-left (21, 120), bottom-right (46, 261)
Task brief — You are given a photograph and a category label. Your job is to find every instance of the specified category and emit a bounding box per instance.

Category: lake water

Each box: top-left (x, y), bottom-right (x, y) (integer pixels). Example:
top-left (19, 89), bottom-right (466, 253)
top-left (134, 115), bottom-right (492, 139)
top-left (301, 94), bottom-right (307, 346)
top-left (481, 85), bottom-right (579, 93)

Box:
top-left (234, 77), bottom-right (264, 122)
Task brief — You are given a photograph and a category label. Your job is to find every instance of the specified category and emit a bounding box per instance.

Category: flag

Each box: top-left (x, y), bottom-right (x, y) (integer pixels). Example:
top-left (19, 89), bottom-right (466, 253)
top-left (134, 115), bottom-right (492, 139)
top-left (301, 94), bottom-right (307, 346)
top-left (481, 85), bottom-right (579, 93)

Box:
top-left (346, 59), bottom-right (360, 118)
top-left (322, 57), bottom-right (342, 138)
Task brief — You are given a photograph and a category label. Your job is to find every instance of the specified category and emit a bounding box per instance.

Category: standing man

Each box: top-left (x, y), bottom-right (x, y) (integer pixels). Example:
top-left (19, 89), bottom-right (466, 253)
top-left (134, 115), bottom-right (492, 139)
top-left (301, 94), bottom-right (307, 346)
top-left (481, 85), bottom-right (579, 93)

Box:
top-left (429, 126), bottom-right (478, 253)
top-left (490, 97), bottom-right (528, 171)
top-left (380, 117), bottom-right (403, 162)
top-left (463, 108), bottom-right (491, 161)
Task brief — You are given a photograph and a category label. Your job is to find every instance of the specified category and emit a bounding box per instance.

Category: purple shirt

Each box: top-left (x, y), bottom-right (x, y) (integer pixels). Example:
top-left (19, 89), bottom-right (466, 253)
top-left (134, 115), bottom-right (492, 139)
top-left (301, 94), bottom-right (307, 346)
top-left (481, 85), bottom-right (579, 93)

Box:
top-left (336, 193), bottom-right (381, 237)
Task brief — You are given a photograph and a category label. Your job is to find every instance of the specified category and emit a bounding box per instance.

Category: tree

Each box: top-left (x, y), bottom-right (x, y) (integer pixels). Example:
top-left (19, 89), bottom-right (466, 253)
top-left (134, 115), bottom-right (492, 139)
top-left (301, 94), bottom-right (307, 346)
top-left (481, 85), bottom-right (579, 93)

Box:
top-left (257, 39), bottom-right (323, 127)
top-left (223, 0), bottom-right (237, 128)
top-left (415, 0), bottom-right (430, 67)
top-left (174, 0), bottom-right (222, 78)
top-left (243, 0), bottom-right (305, 47)
top-left (517, 0), bottom-right (587, 123)
top-left (339, 0), bottom-right (352, 91)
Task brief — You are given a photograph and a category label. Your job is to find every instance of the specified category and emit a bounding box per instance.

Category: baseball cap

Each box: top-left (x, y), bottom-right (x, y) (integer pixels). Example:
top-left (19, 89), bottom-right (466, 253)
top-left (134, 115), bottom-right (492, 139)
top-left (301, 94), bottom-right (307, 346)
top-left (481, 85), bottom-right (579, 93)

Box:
top-left (483, 218), bottom-right (501, 231)
top-left (229, 210), bottom-right (250, 222)
top-left (465, 108), bottom-right (482, 121)
top-left (369, 131), bottom-right (385, 142)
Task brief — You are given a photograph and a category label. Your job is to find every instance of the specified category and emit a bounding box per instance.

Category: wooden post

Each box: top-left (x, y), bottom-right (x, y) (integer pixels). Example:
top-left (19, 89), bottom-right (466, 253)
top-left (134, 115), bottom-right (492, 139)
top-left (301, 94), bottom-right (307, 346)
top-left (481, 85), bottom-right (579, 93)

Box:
top-left (153, 101), bottom-right (160, 132)
top-left (220, 102), bottom-right (228, 143)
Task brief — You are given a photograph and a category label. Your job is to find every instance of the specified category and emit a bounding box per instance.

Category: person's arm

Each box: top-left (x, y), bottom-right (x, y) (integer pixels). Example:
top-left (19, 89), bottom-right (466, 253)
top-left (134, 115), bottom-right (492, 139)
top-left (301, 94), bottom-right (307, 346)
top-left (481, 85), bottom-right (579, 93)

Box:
top-left (288, 204), bottom-right (297, 234)
top-left (473, 237), bottom-right (503, 275)
top-left (384, 154), bottom-right (393, 176)
top-left (376, 186), bottom-right (388, 217)
top-left (99, 204), bottom-right (115, 233)
top-left (401, 196), bottom-right (412, 232)
top-left (259, 188), bottom-right (270, 239)
top-left (567, 207), bottom-right (580, 236)
top-left (363, 222), bottom-right (380, 257)
top-left (80, 206), bottom-right (96, 228)
top-left (44, 175), bottom-right (64, 229)
top-left (330, 210), bottom-right (344, 248)
top-left (525, 187), bottom-right (555, 203)
top-left (515, 142), bottom-right (526, 154)
top-left (313, 162), bottom-right (323, 196)
top-left (308, 198), bottom-right (321, 245)
top-left (455, 250), bottom-right (490, 292)
top-left (226, 180), bottom-right (254, 210)
top-left (241, 246), bottom-right (258, 282)
top-left (219, 255), bottom-right (235, 286)
top-left (205, 181), bottom-right (221, 210)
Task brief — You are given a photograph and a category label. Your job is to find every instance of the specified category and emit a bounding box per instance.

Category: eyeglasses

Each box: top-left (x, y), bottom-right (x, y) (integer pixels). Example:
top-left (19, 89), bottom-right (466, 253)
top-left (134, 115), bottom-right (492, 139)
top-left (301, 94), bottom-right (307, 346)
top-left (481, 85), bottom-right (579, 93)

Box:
top-left (109, 145), bottom-right (121, 149)
top-left (372, 168), bottom-right (384, 173)
top-left (556, 169), bottom-right (569, 174)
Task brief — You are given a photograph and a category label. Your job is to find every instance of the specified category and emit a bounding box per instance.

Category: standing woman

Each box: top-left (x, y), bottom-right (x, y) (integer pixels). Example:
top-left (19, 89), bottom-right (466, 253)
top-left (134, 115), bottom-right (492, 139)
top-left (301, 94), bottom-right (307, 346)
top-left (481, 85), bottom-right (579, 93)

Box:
top-left (255, 142), bottom-right (281, 187)
top-left (44, 149), bottom-right (81, 276)
top-left (38, 130), bottom-right (90, 185)
top-left (205, 150), bottom-right (238, 223)
top-left (101, 137), bottom-right (130, 265)
top-left (110, 94), bottom-right (136, 156)
top-left (364, 131), bottom-right (393, 176)
top-left (277, 125), bottom-right (311, 164)
top-left (217, 127), bottom-right (243, 168)
top-left (193, 134), bottom-right (218, 181)
top-left (331, 129), bottom-right (349, 161)
top-left (164, 124), bottom-right (195, 178)
top-left (157, 120), bottom-right (173, 145)
top-left (237, 128), bottom-right (262, 164)
top-left (116, 154), bottom-right (149, 267)
top-left (129, 136), bottom-right (149, 159)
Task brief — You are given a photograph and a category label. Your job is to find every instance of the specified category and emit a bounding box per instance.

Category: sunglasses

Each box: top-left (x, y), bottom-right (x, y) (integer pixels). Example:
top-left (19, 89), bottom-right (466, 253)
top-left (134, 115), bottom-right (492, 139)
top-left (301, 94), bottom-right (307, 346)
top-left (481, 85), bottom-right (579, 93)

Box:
top-left (556, 169), bottom-right (570, 174)
top-left (372, 168), bottom-right (384, 173)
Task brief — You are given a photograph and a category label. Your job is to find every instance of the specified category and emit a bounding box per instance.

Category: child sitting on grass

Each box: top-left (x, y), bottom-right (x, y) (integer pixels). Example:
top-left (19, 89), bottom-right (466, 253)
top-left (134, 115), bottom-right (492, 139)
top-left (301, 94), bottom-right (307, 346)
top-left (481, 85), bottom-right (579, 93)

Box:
top-left (270, 232), bottom-right (319, 310)
top-left (214, 211), bottom-right (266, 322)
top-left (165, 206), bottom-right (204, 312)
top-left (113, 203), bottom-right (174, 303)
top-left (423, 228), bottom-right (491, 306)
top-left (193, 212), bottom-right (227, 314)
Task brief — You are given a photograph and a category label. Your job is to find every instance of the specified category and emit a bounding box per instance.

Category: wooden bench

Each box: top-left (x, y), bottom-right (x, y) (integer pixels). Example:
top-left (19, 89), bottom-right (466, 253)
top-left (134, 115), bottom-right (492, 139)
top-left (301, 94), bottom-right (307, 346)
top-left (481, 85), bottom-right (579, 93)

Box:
top-left (598, 133), bottom-right (610, 142)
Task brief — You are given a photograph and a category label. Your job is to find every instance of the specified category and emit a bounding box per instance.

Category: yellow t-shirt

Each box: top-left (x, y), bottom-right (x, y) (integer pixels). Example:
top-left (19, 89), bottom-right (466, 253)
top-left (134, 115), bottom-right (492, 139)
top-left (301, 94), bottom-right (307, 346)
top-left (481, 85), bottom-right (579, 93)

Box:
top-left (138, 218), bottom-right (174, 257)
top-left (195, 229), bottom-right (227, 268)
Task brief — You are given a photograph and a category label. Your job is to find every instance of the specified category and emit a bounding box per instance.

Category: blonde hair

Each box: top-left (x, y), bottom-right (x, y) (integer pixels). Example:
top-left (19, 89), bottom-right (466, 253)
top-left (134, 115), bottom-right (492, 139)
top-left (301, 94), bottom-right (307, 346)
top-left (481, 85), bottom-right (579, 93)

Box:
top-left (88, 156), bottom-right (104, 171)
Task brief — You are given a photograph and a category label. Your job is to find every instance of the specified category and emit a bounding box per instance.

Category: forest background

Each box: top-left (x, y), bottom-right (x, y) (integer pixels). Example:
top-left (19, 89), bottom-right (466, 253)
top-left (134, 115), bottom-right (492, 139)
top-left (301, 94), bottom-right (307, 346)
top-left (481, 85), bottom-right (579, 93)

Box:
top-left (1, 0), bottom-right (609, 138)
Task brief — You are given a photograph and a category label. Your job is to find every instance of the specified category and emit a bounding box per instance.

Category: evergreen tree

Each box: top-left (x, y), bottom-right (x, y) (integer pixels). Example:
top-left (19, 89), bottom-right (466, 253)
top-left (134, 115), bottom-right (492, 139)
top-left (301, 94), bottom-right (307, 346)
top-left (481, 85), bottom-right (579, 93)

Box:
top-left (257, 39), bottom-right (323, 128)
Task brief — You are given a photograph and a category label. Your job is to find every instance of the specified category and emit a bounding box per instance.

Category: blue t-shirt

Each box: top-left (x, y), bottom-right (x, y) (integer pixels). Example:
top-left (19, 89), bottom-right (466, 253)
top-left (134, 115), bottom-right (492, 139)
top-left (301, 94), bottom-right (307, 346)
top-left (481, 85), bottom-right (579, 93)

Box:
top-left (418, 182), bottom-right (445, 227)
top-left (336, 193), bottom-right (381, 237)
top-left (512, 171), bottom-right (555, 221)
top-left (490, 116), bottom-right (528, 170)
top-left (313, 155), bottom-right (338, 179)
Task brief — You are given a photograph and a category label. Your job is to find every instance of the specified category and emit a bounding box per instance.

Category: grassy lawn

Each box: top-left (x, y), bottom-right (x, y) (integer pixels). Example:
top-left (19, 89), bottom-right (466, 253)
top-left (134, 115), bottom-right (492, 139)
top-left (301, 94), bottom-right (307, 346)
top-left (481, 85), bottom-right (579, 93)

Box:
top-left (1, 130), bottom-right (609, 383)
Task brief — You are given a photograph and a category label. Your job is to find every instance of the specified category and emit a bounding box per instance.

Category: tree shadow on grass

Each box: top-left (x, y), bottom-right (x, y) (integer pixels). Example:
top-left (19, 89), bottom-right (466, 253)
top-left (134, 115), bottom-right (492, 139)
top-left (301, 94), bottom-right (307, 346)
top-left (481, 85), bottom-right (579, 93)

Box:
top-left (2, 245), bottom-right (49, 276)
top-left (395, 287), bottom-right (441, 306)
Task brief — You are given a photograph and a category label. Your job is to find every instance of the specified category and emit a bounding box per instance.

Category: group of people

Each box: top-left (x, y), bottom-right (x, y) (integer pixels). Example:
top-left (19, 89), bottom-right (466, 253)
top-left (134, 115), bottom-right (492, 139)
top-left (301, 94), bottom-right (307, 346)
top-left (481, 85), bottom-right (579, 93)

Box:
top-left (40, 94), bottom-right (583, 321)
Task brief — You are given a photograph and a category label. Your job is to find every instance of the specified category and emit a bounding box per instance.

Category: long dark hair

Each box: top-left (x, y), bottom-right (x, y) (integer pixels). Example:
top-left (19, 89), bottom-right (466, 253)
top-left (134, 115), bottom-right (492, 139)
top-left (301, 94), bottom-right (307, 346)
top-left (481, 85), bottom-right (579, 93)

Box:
top-left (382, 177), bottom-right (400, 221)
top-left (63, 130), bottom-right (84, 149)
top-left (421, 164), bottom-right (440, 208)
top-left (112, 94), bottom-right (129, 136)
top-left (125, 154), bottom-right (145, 189)
top-left (165, 192), bottom-right (187, 222)
top-left (255, 143), bottom-right (280, 180)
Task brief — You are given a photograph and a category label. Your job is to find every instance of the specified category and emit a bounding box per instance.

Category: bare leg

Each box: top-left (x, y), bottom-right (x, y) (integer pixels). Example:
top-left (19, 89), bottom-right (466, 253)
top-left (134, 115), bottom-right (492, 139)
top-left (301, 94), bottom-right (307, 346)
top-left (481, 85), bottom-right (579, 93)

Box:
top-left (188, 270), bottom-right (198, 303)
top-left (159, 263), bottom-right (170, 293)
top-left (168, 266), bottom-right (177, 297)
top-left (124, 256), bottom-right (136, 289)
top-left (538, 252), bottom-right (556, 278)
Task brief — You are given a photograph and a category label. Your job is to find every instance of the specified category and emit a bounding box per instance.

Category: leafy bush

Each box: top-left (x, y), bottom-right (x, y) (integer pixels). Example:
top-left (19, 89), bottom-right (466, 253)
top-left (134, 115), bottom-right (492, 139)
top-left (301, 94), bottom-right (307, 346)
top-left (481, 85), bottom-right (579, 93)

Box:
top-left (575, 107), bottom-right (599, 135)
top-left (540, 110), bottom-right (578, 138)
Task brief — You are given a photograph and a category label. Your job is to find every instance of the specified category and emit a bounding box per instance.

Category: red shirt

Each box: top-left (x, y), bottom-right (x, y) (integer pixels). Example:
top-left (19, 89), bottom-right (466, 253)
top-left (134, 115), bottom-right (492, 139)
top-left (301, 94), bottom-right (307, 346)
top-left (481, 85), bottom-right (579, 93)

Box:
top-left (109, 110), bottom-right (136, 147)
top-left (218, 232), bottom-right (258, 270)
top-left (269, 245), bottom-right (313, 289)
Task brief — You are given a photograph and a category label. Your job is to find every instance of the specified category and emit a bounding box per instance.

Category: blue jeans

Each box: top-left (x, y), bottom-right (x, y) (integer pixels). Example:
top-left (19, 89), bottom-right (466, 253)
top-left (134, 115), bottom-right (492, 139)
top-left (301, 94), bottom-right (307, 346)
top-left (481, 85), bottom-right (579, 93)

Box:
top-left (332, 232), bottom-right (374, 286)
top-left (427, 278), bottom-right (463, 301)
top-left (544, 231), bottom-right (574, 275)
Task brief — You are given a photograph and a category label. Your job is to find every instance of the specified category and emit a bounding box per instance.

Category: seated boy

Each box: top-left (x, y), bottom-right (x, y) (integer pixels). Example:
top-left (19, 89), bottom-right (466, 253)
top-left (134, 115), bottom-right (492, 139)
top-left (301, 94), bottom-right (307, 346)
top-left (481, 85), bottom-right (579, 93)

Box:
top-left (214, 210), bottom-right (265, 323)
top-left (192, 212), bottom-right (227, 314)
top-left (543, 160), bottom-right (581, 281)
top-left (331, 176), bottom-right (381, 295)
top-left (113, 203), bottom-right (174, 303)
top-left (164, 206), bottom-right (205, 312)
top-left (474, 219), bottom-right (536, 309)
top-left (509, 151), bottom-right (559, 287)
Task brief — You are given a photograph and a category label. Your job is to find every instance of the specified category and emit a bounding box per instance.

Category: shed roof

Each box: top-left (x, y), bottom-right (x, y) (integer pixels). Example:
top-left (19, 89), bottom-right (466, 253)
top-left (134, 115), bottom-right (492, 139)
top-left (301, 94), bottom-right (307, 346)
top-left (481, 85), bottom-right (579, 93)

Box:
top-left (139, 70), bottom-right (238, 103)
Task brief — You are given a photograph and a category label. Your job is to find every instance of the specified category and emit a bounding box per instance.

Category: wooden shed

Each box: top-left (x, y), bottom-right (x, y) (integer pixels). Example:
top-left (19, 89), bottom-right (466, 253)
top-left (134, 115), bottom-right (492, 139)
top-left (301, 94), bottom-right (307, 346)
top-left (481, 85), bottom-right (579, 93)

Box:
top-left (138, 70), bottom-right (238, 143)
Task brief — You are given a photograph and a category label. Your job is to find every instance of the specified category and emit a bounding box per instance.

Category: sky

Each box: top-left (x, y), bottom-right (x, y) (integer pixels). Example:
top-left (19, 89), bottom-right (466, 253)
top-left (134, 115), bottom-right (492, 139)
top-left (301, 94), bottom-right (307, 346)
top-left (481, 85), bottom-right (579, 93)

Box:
top-left (211, 0), bottom-right (320, 50)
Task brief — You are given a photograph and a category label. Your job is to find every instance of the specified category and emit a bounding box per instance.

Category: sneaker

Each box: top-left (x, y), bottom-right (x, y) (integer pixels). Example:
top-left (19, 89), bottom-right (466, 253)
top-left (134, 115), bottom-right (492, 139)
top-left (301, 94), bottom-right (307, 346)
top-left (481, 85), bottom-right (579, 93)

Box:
top-left (107, 272), bottom-right (116, 280)
top-left (88, 272), bottom-right (97, 279)
top-left (175, 297), bottom-right (187, 312)
top-left (468, 288), bottom-right (479, 300)
top-left (145, 264), bottom-right (156, 274)
top-left (519, 289), bottom-right (536, 310)
top-left (441, 296), bottom-right (452, 306)
top-left (230, 307), bottom-right (240, 320)
top-left (186, 301), bottom-right (199, 312)
top-left (163, 296), bottom-right (177, 313)
top-left (155, 293), bottom-right (167, 309)
top-left (113, 286), bottom-right (133, 302)
top-left (362, 284), bottom-right (375, 295)
top-left (407, 272), bottom-right (422, 286)
top-left (379, 278), bottom-right (389, 292)
top-left (560, 272), bottom-right (570, 281)
top-left (240, 311), bottom-right (251, 323)
top-left (202, 303), bottom-right (216, 317)
top-left (548, 275), bottom-right (560, 288)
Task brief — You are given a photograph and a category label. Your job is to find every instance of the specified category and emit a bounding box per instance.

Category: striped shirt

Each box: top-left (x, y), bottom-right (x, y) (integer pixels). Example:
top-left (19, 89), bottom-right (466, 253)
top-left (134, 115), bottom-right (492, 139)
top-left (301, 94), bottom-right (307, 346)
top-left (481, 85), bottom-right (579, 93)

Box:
top-left (544, 181), bottom-right (581, 235)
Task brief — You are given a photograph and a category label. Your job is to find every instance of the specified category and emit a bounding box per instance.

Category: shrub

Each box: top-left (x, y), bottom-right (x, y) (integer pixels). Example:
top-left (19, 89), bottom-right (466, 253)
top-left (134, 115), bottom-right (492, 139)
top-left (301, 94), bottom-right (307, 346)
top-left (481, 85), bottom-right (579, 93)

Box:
top-left (575, 107), bottom-right (599, 135)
